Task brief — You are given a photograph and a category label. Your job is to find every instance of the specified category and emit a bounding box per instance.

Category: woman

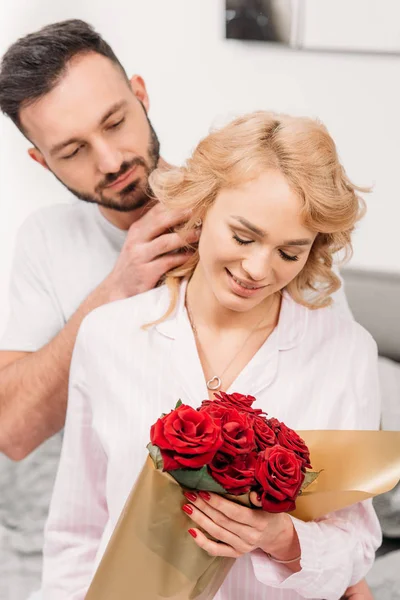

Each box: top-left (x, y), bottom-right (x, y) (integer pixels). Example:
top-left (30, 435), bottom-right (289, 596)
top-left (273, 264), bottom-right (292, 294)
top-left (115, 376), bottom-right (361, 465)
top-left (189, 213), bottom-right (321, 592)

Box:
top-left (42, 112), bottom-right (381, 599)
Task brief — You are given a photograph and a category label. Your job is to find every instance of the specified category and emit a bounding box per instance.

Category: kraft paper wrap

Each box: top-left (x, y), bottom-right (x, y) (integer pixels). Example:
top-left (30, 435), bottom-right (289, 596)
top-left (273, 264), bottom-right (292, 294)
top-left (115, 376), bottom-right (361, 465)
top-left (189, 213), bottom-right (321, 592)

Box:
top-left (292, 430), bottom-right (400, 521)
top-left (86, 456), bottom-right (235, 600)
top-left (86, 431), bottom-right (400, 599)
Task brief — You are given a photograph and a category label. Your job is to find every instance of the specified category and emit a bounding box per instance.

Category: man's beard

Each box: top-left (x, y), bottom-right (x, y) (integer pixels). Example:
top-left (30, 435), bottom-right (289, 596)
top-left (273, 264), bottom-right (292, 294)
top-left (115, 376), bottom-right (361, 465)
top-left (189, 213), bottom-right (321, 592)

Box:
top-left (55, 107), bottom-right (160, 213)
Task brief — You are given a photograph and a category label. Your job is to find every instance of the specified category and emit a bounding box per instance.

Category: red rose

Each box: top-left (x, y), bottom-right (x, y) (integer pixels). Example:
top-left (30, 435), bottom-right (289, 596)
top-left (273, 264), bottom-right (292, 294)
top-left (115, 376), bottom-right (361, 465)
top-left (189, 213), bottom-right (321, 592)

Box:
top-left (253, 416), bottom-right (276, 451)
top-left (268, 420), bottom-right (311, 470)
top-left (201, 405), bottom-right (255, 456)
top-left (208, 451), bottom-right (257, 495)
top-left (255, 446), bottom-right (305, 513)
top-left (150, 404), bottom-right (223, 471)
top-left (201, 391), bottom-right (263, 418)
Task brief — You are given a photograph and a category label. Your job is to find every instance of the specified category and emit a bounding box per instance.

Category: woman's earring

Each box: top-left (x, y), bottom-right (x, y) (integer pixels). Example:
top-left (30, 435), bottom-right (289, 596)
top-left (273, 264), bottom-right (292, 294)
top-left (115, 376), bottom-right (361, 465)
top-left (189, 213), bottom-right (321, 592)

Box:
top-left (194, 218), bottom-right (202, 228)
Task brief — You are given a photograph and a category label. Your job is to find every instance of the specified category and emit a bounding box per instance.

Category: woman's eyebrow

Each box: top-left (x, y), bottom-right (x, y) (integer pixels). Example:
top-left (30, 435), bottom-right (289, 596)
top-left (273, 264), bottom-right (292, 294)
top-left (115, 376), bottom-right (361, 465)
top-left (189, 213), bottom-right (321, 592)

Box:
top-left (231, 216), bottom-right (266, 237)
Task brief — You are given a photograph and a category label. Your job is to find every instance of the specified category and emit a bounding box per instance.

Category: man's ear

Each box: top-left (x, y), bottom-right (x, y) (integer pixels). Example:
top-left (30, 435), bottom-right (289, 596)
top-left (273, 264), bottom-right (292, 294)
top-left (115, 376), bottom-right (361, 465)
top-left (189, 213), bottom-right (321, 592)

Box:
top-left (130, 75), bottom-right (150, 112)
top-left (28, 147), bottom-right (49, 170)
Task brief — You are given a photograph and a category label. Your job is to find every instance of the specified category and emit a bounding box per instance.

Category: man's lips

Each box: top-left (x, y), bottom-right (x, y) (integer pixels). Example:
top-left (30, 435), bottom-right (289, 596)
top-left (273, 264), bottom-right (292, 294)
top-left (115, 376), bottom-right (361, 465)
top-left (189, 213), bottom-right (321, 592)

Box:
top-left (104, 166), bottom-right (137, 190)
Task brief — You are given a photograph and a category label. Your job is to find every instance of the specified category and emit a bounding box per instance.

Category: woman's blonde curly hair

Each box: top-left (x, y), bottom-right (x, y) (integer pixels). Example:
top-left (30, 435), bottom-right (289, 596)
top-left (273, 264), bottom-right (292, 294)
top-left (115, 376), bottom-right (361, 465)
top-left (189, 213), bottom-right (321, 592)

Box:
top-left (149, 111), bottom-right (367, 324)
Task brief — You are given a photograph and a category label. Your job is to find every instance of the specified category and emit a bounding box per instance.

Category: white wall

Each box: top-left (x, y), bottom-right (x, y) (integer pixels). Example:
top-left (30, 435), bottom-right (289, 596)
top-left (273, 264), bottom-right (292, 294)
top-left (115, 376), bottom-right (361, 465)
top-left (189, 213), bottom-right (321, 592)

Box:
top-left (1, 0), bottom-right (399, 333)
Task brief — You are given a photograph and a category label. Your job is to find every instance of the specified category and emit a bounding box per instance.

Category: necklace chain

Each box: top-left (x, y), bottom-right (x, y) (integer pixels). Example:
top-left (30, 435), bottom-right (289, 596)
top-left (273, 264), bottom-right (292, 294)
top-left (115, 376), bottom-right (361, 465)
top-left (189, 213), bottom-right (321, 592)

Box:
top-left (186, 296), bottom-right (277, 391)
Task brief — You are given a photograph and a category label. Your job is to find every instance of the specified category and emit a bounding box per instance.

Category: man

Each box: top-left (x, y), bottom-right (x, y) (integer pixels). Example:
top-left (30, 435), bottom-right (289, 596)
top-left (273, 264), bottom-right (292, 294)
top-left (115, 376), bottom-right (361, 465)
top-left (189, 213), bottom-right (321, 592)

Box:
top-left (0, 19), bottom-right (373, 600)
top-left (0, 19), bottom-right (197, 599)
top-left (0, 19), bottom-right (197, 460)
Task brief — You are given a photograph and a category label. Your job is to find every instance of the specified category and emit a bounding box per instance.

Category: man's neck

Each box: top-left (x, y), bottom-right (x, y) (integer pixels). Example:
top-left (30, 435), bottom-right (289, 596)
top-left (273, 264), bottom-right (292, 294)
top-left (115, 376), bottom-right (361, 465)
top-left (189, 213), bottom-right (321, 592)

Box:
top-left (99, 157), bottom-right (170, 230)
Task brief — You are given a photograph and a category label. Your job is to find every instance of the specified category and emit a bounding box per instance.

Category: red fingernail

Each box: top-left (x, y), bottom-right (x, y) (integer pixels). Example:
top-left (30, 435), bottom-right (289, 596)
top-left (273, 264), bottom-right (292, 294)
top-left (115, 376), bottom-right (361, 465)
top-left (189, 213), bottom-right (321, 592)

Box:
top-left (183, 491), bottom-right (197, 502)
top-left (182, 504), bottom-right (193, 515)
top-left (257, 494), bottom-right (262, 502)
top-left (198, 491), bottom-right (211, 501)
top-left (188, 528), bottom-right (197, 538)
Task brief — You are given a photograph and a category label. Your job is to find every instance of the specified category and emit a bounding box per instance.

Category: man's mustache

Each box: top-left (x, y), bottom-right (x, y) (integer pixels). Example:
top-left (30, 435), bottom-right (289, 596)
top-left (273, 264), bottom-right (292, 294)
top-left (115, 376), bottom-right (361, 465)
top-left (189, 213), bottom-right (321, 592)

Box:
top-left (97, 157), bottom-right (148, 191)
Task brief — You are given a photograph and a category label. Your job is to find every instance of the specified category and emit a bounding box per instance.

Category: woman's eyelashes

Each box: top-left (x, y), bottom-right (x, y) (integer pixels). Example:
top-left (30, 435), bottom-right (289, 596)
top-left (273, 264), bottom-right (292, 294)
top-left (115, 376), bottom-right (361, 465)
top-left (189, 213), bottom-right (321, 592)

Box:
top-left (233, 233), bottom-right (253, 246)
top-left (232, 234), bottom-right (299, 262)
top-left (279, 249), bottom-right (299, 262)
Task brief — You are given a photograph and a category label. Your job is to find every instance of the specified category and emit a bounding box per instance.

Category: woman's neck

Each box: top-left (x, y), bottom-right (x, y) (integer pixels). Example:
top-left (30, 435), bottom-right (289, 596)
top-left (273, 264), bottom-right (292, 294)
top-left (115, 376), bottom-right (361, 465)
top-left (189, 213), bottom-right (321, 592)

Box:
top-left (186, 265), bottom-right (280, 333)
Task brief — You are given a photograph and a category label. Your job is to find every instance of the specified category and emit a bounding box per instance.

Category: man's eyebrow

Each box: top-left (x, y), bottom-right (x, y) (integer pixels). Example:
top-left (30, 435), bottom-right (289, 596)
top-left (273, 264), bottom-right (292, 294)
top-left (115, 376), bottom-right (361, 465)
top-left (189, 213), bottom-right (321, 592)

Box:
top-left (99, 100), bottom-right (127, 125)
top-left (231, 216), bottom-right (313, 246)
top-left (49, 100), bottom-right (128, 156)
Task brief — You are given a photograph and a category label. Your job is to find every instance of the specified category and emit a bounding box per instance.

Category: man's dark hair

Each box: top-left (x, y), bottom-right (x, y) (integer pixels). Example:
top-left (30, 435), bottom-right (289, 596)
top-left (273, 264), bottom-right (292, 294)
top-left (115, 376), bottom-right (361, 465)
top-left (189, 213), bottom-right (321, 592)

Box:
top-left (0, 19), bottom-right (128, 132)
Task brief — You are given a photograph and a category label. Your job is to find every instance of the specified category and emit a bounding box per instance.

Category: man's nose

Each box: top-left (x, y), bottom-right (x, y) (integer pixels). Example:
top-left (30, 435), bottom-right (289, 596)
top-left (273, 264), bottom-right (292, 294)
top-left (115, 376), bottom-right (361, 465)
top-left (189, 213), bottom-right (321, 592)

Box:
top-left (94, 141), bottom-right (123, 174)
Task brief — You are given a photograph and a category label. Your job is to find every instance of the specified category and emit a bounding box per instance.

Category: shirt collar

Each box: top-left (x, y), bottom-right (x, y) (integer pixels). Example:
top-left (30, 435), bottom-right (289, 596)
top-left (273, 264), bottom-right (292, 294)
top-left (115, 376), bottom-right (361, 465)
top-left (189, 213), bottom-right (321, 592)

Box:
top-left (155, 281), bottom-right (308, 351)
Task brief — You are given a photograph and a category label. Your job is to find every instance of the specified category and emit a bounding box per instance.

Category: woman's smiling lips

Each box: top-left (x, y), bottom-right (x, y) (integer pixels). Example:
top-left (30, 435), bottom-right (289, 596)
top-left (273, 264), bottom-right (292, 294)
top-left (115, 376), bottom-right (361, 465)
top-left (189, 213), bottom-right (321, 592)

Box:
top-left (225, 268), bottom-right (266, 298)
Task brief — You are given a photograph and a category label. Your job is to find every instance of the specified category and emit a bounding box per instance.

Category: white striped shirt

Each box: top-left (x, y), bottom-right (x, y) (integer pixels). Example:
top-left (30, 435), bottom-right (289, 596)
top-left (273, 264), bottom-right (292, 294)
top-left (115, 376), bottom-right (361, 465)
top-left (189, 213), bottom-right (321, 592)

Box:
top-left (42, 281), bottom-right (382, 600)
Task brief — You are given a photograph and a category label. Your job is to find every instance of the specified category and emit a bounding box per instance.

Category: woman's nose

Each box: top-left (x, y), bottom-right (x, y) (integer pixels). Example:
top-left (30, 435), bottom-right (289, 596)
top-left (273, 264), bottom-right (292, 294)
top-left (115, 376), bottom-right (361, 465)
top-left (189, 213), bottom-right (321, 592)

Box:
top-left (242, 251), bottom-right (273, 282)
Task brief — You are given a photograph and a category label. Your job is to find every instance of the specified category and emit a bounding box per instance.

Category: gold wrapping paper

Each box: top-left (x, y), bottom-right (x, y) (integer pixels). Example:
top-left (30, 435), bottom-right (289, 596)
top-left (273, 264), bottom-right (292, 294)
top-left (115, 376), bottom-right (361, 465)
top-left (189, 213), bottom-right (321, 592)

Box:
top-left (292, 430), bottom-right (400, 521)
top-left (85, 456), bottom-right (235, 600)
top-left (86, 431), bottom-right (400, 599)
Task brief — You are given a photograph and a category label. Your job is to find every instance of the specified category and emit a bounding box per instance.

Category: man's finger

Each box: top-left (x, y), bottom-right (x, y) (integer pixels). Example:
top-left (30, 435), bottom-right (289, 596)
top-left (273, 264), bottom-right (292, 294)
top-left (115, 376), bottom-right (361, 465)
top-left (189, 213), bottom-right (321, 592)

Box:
top-left (129, 203), bottom-right (189, 242)
top-left (150, 250), bottom-right (194, 281)
top-left (147, 230), bottom-right (199, 261)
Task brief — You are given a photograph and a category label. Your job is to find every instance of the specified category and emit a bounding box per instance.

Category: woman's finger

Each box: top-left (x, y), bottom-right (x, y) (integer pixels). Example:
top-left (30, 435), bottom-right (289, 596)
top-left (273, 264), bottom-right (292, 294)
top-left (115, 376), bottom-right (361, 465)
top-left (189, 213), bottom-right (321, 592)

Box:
top-left (183, 492), bottom-right (260, 543)
top-left (187, 527), bottom-right (240, 558)
top-left (182, 502), bottom-right (251, 554)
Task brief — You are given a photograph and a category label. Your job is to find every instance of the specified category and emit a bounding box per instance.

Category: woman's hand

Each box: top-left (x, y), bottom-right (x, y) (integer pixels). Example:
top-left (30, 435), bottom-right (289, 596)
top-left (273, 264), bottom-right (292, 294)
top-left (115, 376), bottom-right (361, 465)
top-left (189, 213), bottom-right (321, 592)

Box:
top-left (181, 490), bottom-right (301, 570)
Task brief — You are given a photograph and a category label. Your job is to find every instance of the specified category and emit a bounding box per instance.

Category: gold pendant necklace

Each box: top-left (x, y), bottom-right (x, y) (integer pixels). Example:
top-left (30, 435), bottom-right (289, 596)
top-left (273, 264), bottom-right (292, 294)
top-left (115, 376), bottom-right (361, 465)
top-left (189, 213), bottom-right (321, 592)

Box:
top-left (186, 297), bottom-right (276, 391)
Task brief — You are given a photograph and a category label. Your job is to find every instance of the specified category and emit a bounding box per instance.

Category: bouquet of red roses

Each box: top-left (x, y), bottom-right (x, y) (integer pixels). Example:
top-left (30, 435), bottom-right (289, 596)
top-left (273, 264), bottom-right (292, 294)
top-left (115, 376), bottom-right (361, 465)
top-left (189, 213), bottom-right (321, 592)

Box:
top-left (86, 393), bottom-right (400, 600)
top-left (149, 392), bottom-right (318, 513)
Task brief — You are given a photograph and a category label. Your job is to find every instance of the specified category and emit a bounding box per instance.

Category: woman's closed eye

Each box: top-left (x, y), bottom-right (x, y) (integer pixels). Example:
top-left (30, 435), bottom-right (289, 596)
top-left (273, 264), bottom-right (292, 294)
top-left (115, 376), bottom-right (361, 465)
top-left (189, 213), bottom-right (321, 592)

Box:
top-left (279, 249), bottom-right (299, 262)
top-left (233, 233), bottom-right (253, 246)
top-left (233, 234), bottom-right (299, 262)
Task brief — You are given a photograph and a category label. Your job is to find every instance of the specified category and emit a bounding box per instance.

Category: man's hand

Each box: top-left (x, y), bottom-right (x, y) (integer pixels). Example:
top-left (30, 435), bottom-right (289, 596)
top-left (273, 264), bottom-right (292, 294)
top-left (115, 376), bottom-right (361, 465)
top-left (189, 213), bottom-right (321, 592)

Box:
top-left (341, 579), bottom-right (374, 599)
top-left (103, 203), bottom-right (198, 300)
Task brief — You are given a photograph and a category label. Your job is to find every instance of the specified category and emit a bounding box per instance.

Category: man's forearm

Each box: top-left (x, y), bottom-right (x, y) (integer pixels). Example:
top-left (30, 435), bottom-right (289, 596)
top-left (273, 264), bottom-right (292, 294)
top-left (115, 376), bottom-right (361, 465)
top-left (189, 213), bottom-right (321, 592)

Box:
top-left (0, 279), bottom-right (116, 460)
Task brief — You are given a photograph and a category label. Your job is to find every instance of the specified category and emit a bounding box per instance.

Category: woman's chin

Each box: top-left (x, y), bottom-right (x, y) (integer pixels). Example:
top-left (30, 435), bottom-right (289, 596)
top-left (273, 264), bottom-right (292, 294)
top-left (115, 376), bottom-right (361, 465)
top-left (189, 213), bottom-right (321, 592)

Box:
top-left (214, 288), bottom-right (260, 313)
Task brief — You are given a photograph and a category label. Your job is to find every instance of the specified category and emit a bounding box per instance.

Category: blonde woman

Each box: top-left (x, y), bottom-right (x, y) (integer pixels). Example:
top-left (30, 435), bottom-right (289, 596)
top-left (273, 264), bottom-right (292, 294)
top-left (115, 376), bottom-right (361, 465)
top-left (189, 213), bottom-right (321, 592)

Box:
top-left (42, 112), bottom-right (381, 599)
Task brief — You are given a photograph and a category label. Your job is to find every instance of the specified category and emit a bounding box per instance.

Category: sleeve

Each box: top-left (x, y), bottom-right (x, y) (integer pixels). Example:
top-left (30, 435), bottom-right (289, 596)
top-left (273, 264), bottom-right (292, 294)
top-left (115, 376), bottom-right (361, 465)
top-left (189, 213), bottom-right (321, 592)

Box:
top-left (41, 318), bottom-right (108, 600)
top-left (0, 215), bottom-right (65, 351)
top-left (249, 327), bottom-right (382, 599)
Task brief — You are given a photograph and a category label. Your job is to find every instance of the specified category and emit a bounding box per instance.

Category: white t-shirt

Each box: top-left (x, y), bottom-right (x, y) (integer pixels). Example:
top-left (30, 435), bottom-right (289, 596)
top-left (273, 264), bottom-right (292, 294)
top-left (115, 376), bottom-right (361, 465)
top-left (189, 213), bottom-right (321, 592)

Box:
top-left (0, 201), bottom-right (127, 352)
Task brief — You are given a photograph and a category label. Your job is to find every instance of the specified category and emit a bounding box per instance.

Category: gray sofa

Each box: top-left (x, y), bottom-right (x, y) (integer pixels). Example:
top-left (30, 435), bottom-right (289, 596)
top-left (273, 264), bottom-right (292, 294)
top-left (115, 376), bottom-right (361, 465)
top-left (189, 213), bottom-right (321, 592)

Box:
top-left (343, 268), bottom-right (400, 598)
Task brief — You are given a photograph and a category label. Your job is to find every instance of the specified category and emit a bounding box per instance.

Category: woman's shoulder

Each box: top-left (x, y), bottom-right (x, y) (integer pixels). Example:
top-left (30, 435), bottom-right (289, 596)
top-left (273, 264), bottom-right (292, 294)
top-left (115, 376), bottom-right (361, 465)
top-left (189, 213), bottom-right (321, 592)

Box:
top-left (305, 300), bottom-right (377, 356)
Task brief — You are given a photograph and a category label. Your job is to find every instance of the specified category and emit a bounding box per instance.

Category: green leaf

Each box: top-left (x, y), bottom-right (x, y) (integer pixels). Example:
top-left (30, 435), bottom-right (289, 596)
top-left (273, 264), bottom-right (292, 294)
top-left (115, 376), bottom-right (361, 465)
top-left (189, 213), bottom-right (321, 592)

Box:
top-left (175, 399), bottom-right (183, 409)
top-left (300, 469), bottom-right (322, 492)
top-left (146, 442), bottom-right (164, 470)
top-left (169, 465), bottom-right (228, 494)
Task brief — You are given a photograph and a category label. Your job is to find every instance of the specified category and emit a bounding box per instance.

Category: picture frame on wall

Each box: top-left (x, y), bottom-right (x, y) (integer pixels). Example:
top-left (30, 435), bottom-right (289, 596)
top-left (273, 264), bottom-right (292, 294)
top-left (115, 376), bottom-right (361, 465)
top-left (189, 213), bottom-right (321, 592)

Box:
top-left (225, 0), bottom-right (400, 55)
